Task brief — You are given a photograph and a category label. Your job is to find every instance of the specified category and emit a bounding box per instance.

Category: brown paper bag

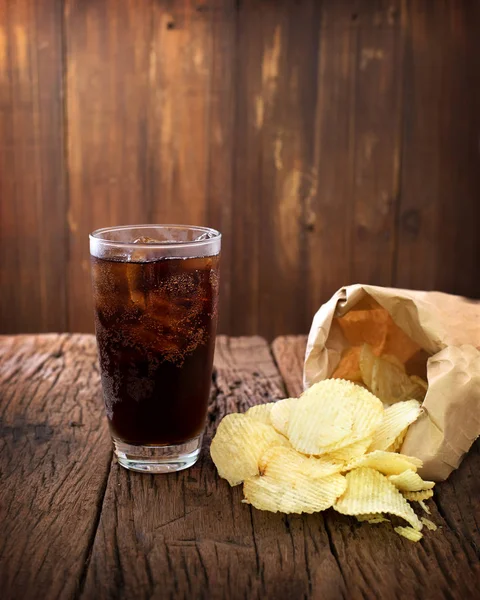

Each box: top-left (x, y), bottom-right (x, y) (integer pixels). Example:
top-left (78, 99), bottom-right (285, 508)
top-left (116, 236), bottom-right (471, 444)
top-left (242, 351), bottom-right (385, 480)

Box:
top-left (304, 284), bottom-right (480, 481)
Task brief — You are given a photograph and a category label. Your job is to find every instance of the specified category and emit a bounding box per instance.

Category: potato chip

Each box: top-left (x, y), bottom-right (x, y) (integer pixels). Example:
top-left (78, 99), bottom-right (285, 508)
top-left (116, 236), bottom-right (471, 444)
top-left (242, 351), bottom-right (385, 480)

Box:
top-left (243, 470), bottom-right (347, 514)
top-left (344, 450), bottom-right (422, 476)
top-left (421, 517), bottom-right (437, 531)
top-left (210, 413), bottom-right (289, 486)
top-left (383, 354), bottom-right (406, 371)
top-left (242, 476), bottom-right (285, 513)
top-left (371, 356), bottom-right (426, 404)
top-left (332, 347), bottom-right (363, 382)
top-left (368, 400), bottom-right (422, 452)
top-left (288, 383), bottom-right (354, 454)
top-left (325, 437), bottom-right (372, 462)
top-left (388, 469), bottom-right (435, 492)
top-left (402, 489), bottom-right (434, 502)
top-left (259, 446), bottom-right (344, 479)
top-left (394, 526), bottom-right (423, 542)
top-left (270, 398), bottom-right (297, 437)
top-left (335, 304), bottom-right (390, 352)
top-left (245, 403), bottom-right (274, 425)
top-left (386, 428), bottom-right (407, 453)
top-left (355, 513), bottom-right (389, 524)
top-left (334, 467), bottom-right (422, 531)
top-left (418, 500), bottom-right (431, 514)
top-left (289, 380), bottom-right (383, 455)
top-left (359, 344), bottom-right (376, 390)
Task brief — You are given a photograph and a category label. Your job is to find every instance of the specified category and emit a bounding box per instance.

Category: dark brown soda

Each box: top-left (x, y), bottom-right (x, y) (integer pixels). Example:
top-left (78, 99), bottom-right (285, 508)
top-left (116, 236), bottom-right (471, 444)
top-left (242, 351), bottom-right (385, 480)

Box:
top-left (91, 253), bottom-right (219, 445)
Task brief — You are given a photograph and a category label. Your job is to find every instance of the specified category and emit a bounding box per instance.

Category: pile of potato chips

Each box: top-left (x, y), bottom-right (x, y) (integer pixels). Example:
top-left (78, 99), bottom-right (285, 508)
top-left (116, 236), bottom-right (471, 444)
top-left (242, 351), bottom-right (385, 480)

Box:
top-left (211, 350), bottom-right (436, 542)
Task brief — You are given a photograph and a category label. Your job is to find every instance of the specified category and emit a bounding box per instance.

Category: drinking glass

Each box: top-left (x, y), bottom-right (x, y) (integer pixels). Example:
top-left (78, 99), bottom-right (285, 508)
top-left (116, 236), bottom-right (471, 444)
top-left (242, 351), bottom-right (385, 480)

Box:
top-left (90, 225), bottom-right (221, 473)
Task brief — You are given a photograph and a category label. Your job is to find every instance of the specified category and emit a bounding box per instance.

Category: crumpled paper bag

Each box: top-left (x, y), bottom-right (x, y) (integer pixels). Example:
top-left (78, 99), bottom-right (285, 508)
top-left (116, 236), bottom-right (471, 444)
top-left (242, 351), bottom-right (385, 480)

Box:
top-left (304, 284), bottom-right (480, 481)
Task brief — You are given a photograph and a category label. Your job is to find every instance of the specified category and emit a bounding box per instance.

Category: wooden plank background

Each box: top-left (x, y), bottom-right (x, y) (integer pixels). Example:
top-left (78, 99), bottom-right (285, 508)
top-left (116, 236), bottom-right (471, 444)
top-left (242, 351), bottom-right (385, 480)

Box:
top-left (0, 0), bottom-right (479, 339)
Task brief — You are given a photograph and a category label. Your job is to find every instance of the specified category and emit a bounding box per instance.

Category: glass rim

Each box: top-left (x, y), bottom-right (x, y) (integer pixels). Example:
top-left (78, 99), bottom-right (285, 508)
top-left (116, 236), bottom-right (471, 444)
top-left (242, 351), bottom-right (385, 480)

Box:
top-left (89, 224), bottom-right (221, 250)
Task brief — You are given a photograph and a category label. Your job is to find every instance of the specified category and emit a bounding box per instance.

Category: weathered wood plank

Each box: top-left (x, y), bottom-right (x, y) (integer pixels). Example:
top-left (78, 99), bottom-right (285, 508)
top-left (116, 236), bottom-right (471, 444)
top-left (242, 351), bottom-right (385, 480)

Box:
top-left (148, 0), bottom-right (212, 227)
top-left (229, 2), bottom-right (264, 337)
top-left (306, 0), bottom-right (404, 322)
top-left (272, 334), bottom-right (480, 599)
top-left (395, 0), bottom-right (480, 298)
top-left (230, 0), bottom-right (323, 339)
top-left (206, 0), bottom-right (237, 335)
top-left (65, 0), bottom-right (152, 332)
top-left (2, 333), bottom-right (479, 598)
top-left (81, 336), bottom-right (346, 599)
top-left (350, 6), bottom-right (403, 285)
top-left (0, 334), bottom-right (111, 599)
top-left (255, 0), bottom-right (321, 339)
top-left (1, 0), bottom-right (480, 339)
top-left (0, 0), bottom-right (67, 333)
top-left (271, 334), bottom-right (307, 397)
top-left (304, 2), bottom-right (357, 321)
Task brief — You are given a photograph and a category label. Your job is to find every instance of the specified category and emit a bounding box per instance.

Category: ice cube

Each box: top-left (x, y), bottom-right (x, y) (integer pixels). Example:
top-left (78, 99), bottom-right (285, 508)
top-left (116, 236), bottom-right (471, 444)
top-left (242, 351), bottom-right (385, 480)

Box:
top-left (194, 231), bottom-right (215, 241)
top-left (132, 236), bottom-right (162, 244)
top-left (182, 254), bottom-right (219, 272)
top-left (126, 263), bottom-right (146, 309)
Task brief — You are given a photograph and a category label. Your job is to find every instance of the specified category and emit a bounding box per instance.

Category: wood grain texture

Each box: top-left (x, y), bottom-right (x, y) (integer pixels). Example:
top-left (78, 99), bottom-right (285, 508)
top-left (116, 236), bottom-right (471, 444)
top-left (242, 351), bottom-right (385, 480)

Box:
top-left (237, 0), bottom-right (322, 339)
top-left (272, 335), bottom-right (480, 600)
top-left (0, 0), bottom-right (67, 333)
top-left (205, 1), bottom-right (236, 334)
top-left (271, 334), bottom-right (307, 397)
top-left (148, 0), bottom-right (212, 227)
top-left (80, 336), bottom-right (346, 599)
top-left (1, 333), bottom-right (479, 599)
top-left (65, 0), bottom-right (153, 332)
top-left (396, 0), bottom-right (480, 297)
top-left (350, 1), bottom-right (403, 285)
top-left (0, 334), bottom-right (111, 599)
top-left (1, 0), bottom-right (480, 338)
top-left (304, 1), bottom-right (357, 321)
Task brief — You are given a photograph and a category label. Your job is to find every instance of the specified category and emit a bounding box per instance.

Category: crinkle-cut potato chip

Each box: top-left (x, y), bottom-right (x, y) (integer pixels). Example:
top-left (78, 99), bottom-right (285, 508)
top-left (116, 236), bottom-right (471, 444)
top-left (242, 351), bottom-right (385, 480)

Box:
top-left (355, 513), bottom-right (389, 524)
top-left (289, 402), bottom-right (353, 453)
top-left (325, 437), bottom-right (373, 462)
top-left (334, 468), bottom-right (422, 531)
top-left (403, 489), bottom-right (434, 502)
top-left (359, 344), bottom-right (376, 390)
top-left (421, 517), bottom-right (437, 531)
top-left (418, 500), bottom-right (431, 515)
top-left (368, 400), bottom-right (422, 452)
top-left (270, 398), bottom-right (297, 437)
top-left (371, 354), bottom-right (426, 405)
top-left (243, 470), bottom-right (347, 514)
top-left (210, 413), bottom-right (289, 486)
top-left (386, 428), bottom-right (407, 453)
top-left (289, 380), bottom-right (383, 455)
top-left (245, 403), bottom-right (274, 425)
top-left (344, 450), bottom-right (422, 476)
top-left (259, 446), bottom-right (344, 479)
top-left (388, 469), bottom-right (435, 492)
top-left (332, 347), bottom-right (363, 382)
top-left (242, 476), bottom-right (284, 513)
top-left (394, 526), bottom-right (423, 542)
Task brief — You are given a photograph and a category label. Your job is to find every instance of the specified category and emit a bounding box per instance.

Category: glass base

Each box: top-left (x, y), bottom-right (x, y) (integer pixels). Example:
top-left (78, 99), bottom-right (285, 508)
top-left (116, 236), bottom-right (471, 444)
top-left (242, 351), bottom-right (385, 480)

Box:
top-left (113, 434), bottom-right (203, 473)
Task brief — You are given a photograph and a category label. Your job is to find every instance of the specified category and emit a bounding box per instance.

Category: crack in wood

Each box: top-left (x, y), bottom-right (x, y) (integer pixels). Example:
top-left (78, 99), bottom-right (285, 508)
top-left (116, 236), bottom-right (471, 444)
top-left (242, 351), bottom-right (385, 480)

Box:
top-left (76, 450), bottom-right (112, 599)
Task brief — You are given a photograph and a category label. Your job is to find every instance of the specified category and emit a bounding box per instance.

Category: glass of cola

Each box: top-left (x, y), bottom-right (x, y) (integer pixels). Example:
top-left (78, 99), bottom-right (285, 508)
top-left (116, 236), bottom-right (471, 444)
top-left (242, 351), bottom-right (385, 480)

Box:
top-left (90, 225), bottom-right (221, 473)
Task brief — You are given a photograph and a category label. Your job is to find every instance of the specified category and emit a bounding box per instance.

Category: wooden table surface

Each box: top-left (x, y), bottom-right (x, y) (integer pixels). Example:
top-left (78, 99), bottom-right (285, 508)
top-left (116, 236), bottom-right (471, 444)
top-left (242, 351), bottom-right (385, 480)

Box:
top-left (1, 334), bottom-right (479, 600)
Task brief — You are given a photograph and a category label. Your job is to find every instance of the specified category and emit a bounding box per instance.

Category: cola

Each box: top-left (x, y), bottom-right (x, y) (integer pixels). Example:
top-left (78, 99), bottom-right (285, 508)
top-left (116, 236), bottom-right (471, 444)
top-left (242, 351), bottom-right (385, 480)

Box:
top-left (91, 253), bottom-right (220, 446)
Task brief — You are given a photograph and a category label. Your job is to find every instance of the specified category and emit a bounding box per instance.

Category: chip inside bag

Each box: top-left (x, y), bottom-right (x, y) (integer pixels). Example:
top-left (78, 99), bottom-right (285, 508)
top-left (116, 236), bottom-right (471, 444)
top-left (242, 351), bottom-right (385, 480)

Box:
top-left (304, 284), bottom-right (480, 481)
